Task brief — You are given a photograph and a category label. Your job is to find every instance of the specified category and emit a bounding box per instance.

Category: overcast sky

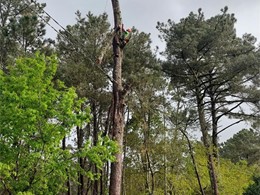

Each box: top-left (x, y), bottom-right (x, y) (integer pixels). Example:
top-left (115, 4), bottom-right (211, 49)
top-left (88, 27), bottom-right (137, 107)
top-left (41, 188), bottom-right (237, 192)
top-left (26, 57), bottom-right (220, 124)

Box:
top-left (38, 0), bottom-right (259, 141)
top-left (39, 0), bottom-right (260, 51)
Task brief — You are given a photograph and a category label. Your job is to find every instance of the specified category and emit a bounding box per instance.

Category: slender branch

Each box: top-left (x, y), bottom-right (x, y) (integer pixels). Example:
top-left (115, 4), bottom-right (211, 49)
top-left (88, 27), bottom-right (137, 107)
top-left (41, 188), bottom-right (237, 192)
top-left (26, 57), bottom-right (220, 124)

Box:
top-left (179, 127), bottom-right (205, 195)
top-left (216, 101), bottom-right (243, 122)
top-left (217, 119), bottom-right (244, 135)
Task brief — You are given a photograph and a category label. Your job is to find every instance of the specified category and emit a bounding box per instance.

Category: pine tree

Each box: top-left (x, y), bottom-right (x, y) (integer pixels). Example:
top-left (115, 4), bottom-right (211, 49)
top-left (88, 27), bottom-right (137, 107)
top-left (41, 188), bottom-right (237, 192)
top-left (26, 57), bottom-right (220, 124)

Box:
top-left (56, 11), bottom-right (113, 195)
top-left (0, 0), bottom-right (54, 73)
top-left (157, 7), bottom-right (259, 194)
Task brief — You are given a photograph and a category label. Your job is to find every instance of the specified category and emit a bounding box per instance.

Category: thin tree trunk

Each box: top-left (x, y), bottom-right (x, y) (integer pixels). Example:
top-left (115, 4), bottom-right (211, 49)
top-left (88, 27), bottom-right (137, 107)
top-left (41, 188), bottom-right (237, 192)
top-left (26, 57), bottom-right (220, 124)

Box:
top-left (100, 169), bottom-right (103, 195)
top-left (122, 108), bottom-right (130, 195)
top-left (109, 0), bottom-right (126, 194)
top-left (211, 100), bottom-right (218, 157)
top-left (62, 137), bottom-right (71, 195)
top-left (77, 126), bottom-right (84, 195)
top-left (146, 151), bottom-right (155, 195)
top-left (147, 112), bottom-right (154, 195)
top-left (196, 90), bottom-right (218, 195)
top-left (180, 129), bottom-right (205, 195)
top-left (163, 114), bottom-right (167, 195)
top-left (209, 72), bottom-right (219, 159)
top-left (92, 102), bottom-right (99, 195)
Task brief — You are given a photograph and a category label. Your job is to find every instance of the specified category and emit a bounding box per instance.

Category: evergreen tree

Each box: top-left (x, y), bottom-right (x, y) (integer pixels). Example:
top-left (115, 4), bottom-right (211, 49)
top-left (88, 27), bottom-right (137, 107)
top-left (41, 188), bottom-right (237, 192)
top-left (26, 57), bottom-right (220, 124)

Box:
top-left (0, 0), bottom-right (54, 73)
top-left (157, 7), bottom-right (259, 194)
top-left (220, 128), bottom-right (260, 165)
top-left (56, 11), bottom-right (113, 195)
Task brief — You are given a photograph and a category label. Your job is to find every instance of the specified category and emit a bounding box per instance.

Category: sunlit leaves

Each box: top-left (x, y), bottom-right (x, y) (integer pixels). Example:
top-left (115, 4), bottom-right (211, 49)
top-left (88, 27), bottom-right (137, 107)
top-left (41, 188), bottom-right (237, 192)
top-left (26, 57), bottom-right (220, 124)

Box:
top-left (0, 53), bottom-right (91, 194)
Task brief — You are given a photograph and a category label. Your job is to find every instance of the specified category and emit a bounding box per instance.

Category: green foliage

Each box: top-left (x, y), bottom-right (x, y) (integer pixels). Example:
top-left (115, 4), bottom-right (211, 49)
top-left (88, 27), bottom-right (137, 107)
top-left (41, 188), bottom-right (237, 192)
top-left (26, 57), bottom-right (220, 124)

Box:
top-left (243, 176), bottom-right (260, 195)
top-left (79, 135), bottom-right (118, 170)
top-left (0, 0), bottom-right (54, 71)
top-left (156, 7), bottom-right (259, 193)
top-left (219, 160), bottom-right (254, 194)
top-left (157, 6), bottom-right (259, 125)
top-left (0, 53), bottom-right (116, 194)
top-left (157, 7), bottom-right (259, 117)
top-left (220, 129), bottom-right (260, 165)
top-left (56, 11), bottom-right (111, 97)
top-left (124, 141), bottom-right (255, 194)
top-left (0, 2), bottom-right (258, 194)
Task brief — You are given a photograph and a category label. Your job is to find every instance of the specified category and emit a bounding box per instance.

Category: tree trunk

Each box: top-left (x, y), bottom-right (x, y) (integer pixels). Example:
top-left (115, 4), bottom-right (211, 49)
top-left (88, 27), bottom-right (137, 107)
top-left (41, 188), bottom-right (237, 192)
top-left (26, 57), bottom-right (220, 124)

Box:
top-left (92, 101), bottom-right (99, 195)
top-left (62, 137), bottom-right (71, 195)
top-left (209, 72), bottom-right (219, 159)
top-left (196, 90), bottom-right (218, 195)
top-left (180, 129), bottom-right (205, 195)
top-left (109, 0), bottom-right (126, 195)
top-left (122, 108), bottom-right (130, 195)
top-left (77, 126), bottom-right (85, 195)
top-left (146, 151), bottom-right (155, 195)
top-left (163, 114), bottom-right (167, 195)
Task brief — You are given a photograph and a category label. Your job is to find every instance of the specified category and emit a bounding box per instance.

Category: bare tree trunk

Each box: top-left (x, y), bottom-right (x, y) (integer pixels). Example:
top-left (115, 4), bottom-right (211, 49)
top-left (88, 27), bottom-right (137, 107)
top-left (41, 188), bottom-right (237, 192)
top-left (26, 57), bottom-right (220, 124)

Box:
top-left (122, 108), bottom-right (130, 195)
top-left (62, 137), bottom-right (71, 195)
top-left (196, 91), bottom-right (218, 195)
top-left (180, 129), bottom-right (205, 195)
top-left (147, 112), bottom-right (155, 195)
top-left (109, 0), bottom-right (127, 194)
top-left (146, 151), bottom-right (155, 195)
top-left (208, 72), bottom-right (219, 159)
top-left (163, 115), bottom-right (167, 195)
top-left (77, 126), bottom-right (84, 195)
top-left (92, 102), bottom-right (99, 195)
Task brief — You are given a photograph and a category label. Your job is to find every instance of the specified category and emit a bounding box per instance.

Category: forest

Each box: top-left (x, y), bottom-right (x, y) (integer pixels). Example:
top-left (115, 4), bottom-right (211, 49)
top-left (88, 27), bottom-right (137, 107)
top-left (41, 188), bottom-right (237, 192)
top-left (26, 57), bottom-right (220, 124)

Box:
top-left (0, 0), bottom-right (259, 195)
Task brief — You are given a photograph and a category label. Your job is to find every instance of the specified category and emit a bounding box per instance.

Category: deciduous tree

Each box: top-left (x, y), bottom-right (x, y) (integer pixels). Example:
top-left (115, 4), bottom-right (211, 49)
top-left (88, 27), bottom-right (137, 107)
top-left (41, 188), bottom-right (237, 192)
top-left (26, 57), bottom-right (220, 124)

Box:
top-left (0, 53), bottom-right (117, 194)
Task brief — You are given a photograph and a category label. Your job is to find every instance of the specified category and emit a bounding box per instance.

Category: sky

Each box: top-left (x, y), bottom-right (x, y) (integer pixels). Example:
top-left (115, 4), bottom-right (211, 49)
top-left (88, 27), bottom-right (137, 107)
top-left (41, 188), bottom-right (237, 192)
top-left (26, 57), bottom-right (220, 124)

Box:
top-left (39, 0), bottom-right (260, 52)
top-left (37, 0), bottom-right (259, 141)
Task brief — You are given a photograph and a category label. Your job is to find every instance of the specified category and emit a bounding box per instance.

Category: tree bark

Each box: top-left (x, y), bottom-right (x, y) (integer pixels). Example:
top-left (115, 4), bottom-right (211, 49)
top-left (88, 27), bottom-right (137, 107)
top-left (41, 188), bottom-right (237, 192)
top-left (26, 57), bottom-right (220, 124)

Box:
top-left (62, 137), bottom-right (71, 195)
top-left (196, 90), bottom-right (218, 195)
top-left (92, 101), bottom-right (99, 195)
top-left (109, 0), bottom-right (126, 195)
top-left (180, 129), bottom-right (205, 195)
top-left (209, 72), bottom-right (219, 159)
top-left (77, 126), bottom-right (85, 195)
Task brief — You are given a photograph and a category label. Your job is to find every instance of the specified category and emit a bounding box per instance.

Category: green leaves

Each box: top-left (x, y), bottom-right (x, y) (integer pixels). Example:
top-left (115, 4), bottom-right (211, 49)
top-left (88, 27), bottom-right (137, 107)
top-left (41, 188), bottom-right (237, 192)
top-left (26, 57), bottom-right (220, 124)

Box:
top-left (0, 53), bottom-right (118, 194)
top-left (0, 53), bottom-right (92, 194)
top-left (79, 135), bottom-right (118, 169)
top-left (243, 176), bottom-right (260, 195)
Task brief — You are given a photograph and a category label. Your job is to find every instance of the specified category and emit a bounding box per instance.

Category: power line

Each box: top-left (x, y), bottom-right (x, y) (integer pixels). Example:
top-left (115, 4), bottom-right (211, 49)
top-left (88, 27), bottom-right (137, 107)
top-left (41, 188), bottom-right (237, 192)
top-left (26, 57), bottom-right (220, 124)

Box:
top-left (33, 2), bottom-right (153, 103)
top-left (28, 0), bottom-right (116, 84)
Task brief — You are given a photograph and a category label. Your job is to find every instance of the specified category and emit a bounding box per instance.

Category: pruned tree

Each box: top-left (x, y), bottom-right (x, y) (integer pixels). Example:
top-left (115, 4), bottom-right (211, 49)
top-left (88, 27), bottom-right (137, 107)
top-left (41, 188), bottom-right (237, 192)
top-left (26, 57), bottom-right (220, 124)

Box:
top-left (109, 0), bottom-right (126, 194)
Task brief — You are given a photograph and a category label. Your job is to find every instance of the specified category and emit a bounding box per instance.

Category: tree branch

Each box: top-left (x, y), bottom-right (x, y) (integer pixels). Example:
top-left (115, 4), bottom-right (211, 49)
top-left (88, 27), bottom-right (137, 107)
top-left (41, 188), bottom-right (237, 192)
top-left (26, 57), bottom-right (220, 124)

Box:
top-left (217, 119), bottom-right (244, 135)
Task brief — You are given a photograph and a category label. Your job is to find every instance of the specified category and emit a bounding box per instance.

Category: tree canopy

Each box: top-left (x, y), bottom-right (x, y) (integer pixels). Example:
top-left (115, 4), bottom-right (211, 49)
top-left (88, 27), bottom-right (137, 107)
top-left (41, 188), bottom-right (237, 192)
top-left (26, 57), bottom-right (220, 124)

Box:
top-left (0, 2), bottom-right (259, 194)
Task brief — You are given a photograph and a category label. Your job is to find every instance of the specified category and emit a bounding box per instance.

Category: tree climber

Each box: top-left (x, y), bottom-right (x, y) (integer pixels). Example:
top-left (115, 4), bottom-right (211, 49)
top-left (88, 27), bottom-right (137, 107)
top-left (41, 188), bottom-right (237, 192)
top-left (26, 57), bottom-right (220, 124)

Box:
top-left (120, 28), bottom-right (132, 48)
top-left (115, 24), bottom-right (132, 48)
